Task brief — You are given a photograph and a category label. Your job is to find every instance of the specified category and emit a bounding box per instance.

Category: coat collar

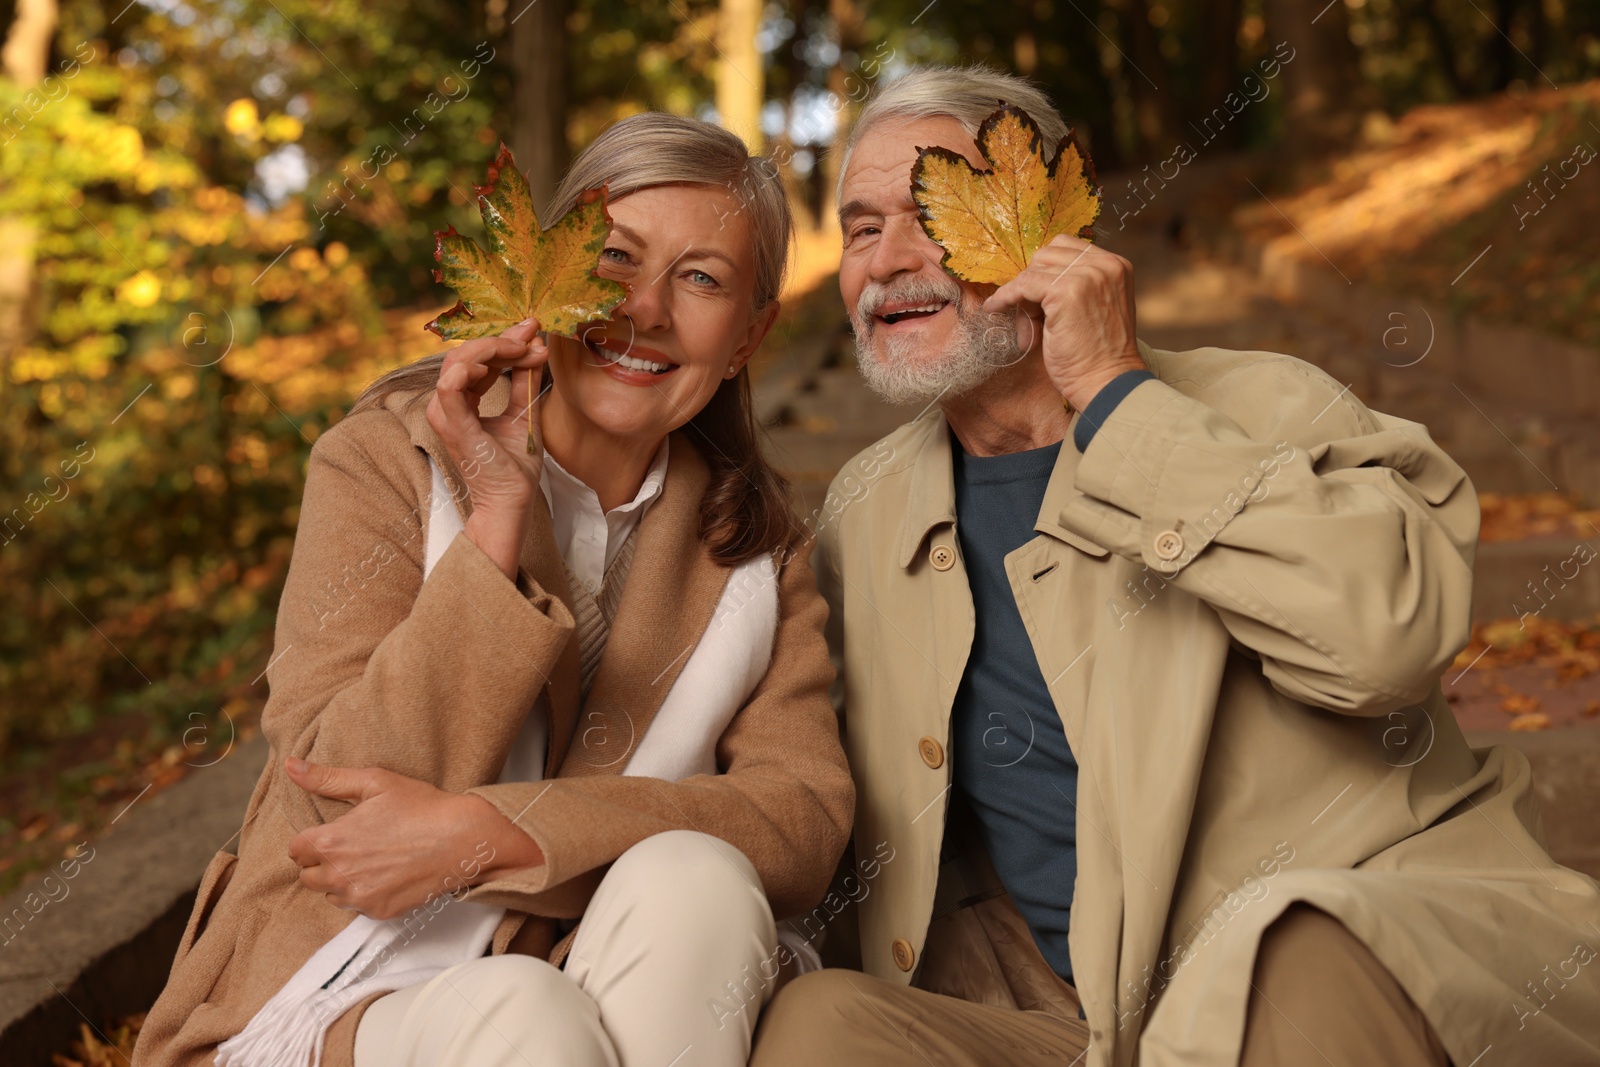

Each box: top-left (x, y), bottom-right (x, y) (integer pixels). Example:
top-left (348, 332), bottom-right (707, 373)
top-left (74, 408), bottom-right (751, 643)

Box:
top-left (893, 401), bottom-right (1114, 569)
top-left (895, 414), bottom-right (959, 569)
top-left (386, 373), bottom-right (728, 778)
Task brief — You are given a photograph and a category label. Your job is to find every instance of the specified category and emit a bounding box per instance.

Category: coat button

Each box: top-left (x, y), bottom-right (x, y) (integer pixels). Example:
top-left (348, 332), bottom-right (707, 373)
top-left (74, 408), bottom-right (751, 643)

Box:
top-left (929, 544), bottom-right (955, 571)
top-left (1153, 529), bottom-right (1184, 561)
top-left (918, 735), bottom-right (944, 769)
top-left (891, 937), bottom-right (916, 971)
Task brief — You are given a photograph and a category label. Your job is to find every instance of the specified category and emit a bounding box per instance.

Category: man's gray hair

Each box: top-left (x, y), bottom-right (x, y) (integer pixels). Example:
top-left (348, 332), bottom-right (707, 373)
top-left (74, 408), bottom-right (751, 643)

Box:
top-left (836, 64), bottom-right (1070, 204)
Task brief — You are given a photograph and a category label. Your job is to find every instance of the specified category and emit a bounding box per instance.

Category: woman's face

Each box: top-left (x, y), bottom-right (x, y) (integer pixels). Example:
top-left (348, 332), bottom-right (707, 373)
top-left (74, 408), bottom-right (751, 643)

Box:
top-left (544, 182), bottom-right (775, 445)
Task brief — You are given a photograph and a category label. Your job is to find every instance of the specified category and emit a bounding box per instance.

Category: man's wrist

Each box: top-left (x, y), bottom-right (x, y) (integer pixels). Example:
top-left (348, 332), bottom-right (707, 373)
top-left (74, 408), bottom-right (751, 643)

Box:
top-left (1060, 354), bottom-right (1148, 412)
top-left (1070, 367), bottom-right (1157, 452)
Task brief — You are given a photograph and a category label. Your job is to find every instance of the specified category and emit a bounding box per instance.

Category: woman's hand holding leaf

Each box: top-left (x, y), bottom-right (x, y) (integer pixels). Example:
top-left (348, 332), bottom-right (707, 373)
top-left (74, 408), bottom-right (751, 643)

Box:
top-left (425, 318), bottom-right (548, 580)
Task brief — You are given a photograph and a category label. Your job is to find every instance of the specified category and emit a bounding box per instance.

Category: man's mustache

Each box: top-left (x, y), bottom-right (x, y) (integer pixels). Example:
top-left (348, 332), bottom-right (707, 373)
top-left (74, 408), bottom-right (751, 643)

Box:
top-left (853, 277), bottom-right (965, 333)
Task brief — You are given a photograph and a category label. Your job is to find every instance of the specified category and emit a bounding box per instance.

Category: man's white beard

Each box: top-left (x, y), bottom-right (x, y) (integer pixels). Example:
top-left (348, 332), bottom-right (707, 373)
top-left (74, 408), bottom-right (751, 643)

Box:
top-left (850, 280), bottom-right (1023, 407)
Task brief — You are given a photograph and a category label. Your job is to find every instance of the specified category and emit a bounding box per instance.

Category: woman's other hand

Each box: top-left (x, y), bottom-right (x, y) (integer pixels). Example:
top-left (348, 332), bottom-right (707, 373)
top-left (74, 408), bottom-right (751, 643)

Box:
top-left (425, 317), bottom-right (548, 580)
top-left (283, 757), bottom-right (544, 920)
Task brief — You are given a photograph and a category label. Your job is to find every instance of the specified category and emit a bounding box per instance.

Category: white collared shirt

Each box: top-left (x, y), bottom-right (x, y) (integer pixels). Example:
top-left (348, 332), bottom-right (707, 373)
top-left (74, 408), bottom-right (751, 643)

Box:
top-left (539, 438), bottom-right (670, 597)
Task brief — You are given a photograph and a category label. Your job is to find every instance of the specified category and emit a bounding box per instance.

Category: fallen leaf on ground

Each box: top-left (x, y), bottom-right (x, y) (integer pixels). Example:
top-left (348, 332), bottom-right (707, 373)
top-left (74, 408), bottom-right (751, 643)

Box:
top-left (1456, 614), bottom-right (1600, 673)
top-left (50, 1015), bottom-right (143, 1067)
top-left (912, 104), bottom-right (1101, 285)
top-left (1478, 491), bottom-right (1600, 542)
top-left (1500, 693), bottom-right (1542, 716)
top-left (1508, 712), bottom-right (1552, 731)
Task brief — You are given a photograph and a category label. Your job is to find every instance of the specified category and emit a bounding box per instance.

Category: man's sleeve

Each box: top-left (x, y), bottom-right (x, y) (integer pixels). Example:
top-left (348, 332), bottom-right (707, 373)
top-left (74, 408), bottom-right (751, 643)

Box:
top-left (1056, 360), bottom-right (1478, 715)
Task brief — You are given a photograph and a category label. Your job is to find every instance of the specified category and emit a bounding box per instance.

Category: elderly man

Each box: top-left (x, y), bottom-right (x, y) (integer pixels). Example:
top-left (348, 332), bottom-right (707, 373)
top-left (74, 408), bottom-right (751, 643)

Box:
top-left (750, 66), bottom-right (1600, 1067)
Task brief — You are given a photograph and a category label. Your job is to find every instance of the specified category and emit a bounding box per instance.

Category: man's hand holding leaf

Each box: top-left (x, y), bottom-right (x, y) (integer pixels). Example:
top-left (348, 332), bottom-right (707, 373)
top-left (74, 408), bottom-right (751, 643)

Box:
top-left (912, 104), bottom-right (1145, 411)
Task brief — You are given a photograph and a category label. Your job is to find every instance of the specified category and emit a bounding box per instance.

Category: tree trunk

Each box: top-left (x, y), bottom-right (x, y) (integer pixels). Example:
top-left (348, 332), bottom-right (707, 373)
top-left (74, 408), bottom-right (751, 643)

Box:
top-left (1122, 0), bottom-right (1181, 162)
top-left (819, 0), bottom-right (863, 226)
top-left (779, 0), bottom-right (825, 231)
top-left (717, 0), bottom-right (765, 152)
top-left (1416, 0), bottom-right (1469, 97)
top-left (1264, 0), bottom-right (1373, 153)
top-left (1486, 0), bottom-right (1518, 90)
top-left (1192, 0), bottom-right (1244, 149)
top-left (510, 0), bottom-right (569, 217)
top-left (0, 0), bottom-right (56, 367)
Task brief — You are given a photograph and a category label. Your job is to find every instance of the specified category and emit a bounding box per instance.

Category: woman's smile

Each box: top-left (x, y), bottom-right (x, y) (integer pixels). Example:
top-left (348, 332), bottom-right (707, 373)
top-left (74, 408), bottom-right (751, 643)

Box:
top-left (582, 331), bottom-right (680, 383)
top-left (542, 181), bottom-right (774, 465)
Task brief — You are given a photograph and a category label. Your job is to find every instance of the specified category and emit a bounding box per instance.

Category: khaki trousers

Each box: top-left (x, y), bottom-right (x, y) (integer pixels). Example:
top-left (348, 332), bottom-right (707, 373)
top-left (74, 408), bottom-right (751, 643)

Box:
top-left (353, 830), bottom-right (778, 1067)
top-left (751, 903), bottom-right (1451, 1066)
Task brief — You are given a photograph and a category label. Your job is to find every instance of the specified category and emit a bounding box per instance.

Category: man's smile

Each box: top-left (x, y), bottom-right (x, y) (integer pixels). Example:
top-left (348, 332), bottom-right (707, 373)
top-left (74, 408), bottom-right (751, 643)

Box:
top-left (876, 299), bottom-right (953, 327)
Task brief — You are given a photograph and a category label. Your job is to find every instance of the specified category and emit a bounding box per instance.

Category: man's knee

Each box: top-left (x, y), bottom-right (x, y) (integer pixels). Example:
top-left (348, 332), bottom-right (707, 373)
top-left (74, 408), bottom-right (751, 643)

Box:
top-left (1245, 904), bottom-right (1448, 1067)
top-left (751, 969), bottom-right (878, 1061)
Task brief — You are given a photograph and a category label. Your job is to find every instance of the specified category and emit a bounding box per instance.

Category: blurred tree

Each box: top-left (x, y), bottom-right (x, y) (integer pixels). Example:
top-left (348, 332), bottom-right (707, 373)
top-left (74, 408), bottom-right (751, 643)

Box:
top-left (1122, 0), bottom-right (1182, 161)
top-left (717, 0), bottom-right (765, 150)
top-left (1265, 0), bottom-right (1375, 150)
top-left (818, 0), bottom-right (864, 221)
top-left (0, 0), bottom-right (55, 364)
top-left (512, 0), bottom-right (570, 211)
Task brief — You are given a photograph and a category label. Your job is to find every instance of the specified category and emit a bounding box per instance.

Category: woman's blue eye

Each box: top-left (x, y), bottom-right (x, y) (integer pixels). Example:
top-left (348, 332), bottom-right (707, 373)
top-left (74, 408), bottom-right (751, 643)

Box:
top-left (601, 247), bottom-right (628, 262)
top-left (687, 270), bottom-right (717, 287)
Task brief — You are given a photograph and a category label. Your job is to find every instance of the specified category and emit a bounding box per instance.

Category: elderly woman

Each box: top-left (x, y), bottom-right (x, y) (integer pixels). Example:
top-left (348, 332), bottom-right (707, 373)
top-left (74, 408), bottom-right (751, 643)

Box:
top-left (133, 114), bottom-right (854, 1067)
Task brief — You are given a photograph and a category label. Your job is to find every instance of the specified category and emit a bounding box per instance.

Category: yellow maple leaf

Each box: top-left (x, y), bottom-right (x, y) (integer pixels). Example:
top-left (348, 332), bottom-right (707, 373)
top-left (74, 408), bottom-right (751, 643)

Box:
top-left (425, 142), bottom-right (626, 342)
top-left (912, 104), bottom-right (1101, 285)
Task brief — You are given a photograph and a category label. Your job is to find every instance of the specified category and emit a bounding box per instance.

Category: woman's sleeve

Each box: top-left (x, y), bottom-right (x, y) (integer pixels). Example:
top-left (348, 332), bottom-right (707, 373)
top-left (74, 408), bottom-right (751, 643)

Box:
top-left (457, 548), bottom-right (856, 920)
top-left (257, 409), bottom-right (575, 825)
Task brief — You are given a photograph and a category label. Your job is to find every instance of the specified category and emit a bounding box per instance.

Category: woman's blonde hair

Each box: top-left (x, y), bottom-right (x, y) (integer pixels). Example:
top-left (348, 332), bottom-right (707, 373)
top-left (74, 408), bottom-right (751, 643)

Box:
top-left (352, 113), bottom-right (799, 566)
top-left (549, 112), bottom-right (791, 310)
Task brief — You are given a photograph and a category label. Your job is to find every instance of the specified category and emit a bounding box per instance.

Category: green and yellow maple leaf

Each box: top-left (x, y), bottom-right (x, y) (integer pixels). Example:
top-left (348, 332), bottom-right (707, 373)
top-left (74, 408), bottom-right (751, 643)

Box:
top-left (425, 142), bottom-right (626, 340)
top-left (911, 104), bottom-right (1101, 286)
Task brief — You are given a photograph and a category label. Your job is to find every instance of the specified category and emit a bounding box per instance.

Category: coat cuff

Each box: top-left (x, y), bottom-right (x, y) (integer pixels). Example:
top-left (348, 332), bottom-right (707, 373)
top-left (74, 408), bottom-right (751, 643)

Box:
top-left (1072, 376), bottom-right (1186, 517)
top-left (1072, 369), bottom-right (1157, 451)
top-left (425, 531), bottom-right (575, 684)
top-left (453, 779), bottom-right (606, 917)
top-left (1069, 378), bottom-right (1277, 574)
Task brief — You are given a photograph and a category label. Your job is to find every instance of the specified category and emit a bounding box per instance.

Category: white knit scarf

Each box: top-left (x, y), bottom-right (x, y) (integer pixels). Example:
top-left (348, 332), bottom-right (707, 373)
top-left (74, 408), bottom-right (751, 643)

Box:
top-left (214, 456), bottom-right (779, 1067)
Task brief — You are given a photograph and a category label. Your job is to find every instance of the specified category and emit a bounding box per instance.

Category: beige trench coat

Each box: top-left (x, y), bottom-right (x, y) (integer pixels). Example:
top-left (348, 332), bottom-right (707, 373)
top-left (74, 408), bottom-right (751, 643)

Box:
top-left (814, 339), bottom-right (1600, 1067)
top-left (132, 375), bottom-right (854, 1067)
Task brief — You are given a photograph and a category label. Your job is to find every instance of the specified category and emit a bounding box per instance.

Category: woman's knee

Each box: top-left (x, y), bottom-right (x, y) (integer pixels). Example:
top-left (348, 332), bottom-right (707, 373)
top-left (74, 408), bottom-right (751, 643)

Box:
top-left (607, 830), bottom-right (772, 922)
top-left (402, 955), bottom-right (617, 1066)
top-left (436, 954), bottom-right (581, 1019)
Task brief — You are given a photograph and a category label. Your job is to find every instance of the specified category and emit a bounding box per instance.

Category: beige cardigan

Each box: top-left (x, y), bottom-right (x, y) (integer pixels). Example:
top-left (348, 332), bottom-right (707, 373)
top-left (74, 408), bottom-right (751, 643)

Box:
top-left (132, 375), bottom-right (855, 1067)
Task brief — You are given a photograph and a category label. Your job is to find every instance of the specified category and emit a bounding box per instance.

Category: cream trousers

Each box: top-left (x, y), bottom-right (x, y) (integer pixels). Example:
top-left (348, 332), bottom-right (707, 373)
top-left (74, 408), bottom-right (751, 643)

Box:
top-left (352, 830), bottom-right (779, 1067)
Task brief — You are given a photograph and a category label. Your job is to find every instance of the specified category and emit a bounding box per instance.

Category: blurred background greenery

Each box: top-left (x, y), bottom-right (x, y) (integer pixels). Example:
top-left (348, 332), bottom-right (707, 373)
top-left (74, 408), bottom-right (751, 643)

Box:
top-left (2, 0), bottom-right (1599, 894)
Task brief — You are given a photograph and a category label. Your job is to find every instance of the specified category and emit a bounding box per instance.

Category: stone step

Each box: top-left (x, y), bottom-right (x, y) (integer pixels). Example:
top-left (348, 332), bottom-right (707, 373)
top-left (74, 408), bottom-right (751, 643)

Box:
top-left (0, 734), bottom-right (267, 1064)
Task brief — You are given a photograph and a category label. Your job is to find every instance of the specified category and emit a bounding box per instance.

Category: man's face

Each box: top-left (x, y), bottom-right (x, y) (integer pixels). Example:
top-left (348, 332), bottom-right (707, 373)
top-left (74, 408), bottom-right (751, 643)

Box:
top-left (837, 115), bottom-right (1021, 405)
